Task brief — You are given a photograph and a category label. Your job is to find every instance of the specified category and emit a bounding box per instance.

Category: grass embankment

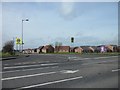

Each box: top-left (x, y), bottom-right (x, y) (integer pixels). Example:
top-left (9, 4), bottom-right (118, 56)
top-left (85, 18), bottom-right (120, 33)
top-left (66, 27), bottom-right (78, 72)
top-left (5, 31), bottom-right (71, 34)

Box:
top-left (82, 52), bottom-right (120, 56)
top-left (41, 52), bottom-right (120, 56)
top-left (0, 52), bottom-right (18, 58)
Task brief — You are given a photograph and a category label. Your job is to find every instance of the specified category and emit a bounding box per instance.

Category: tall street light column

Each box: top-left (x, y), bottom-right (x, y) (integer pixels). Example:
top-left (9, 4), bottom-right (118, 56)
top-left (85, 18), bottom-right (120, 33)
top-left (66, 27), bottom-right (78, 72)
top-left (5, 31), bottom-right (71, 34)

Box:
top-left (22, 19), bottom-right (29, 52)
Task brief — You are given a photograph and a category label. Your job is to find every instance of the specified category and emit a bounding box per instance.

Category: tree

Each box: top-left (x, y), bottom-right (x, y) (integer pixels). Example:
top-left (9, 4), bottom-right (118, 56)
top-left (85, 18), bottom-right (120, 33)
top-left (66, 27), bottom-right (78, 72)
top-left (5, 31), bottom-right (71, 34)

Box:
top-left (55, 42), bottom-right (62, 46)
top-left (2, 40), bottom-right (14, 55)
top-left (55, 42), bottom-right (62, 53)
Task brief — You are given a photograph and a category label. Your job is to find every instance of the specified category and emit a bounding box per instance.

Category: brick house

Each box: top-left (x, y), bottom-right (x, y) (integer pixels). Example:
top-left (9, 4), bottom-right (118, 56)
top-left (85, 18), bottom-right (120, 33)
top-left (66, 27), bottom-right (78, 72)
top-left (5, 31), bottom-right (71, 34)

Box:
top-left (90, 46), bottom-right (98, 52)
top-left (23, 49), bottom-right (32, 54)
top-left (105, 45), bottom-right (114, 52)
top-left (55, 46), bottom-right (70, 53)
top-left (74, 47), bottom-right (83, 53)
top-left (70, 47), bottom-right (78, 52)
top-left (111, 45), bottom-right (118, 52)
top-left (37, 46), bottom-right (44, 53)
top-left (31, 48), bottom-right (38, 54)
top-left (81, 46), bottom-right (93, 53)
top-left (42, 45), bottom-right (54, 53)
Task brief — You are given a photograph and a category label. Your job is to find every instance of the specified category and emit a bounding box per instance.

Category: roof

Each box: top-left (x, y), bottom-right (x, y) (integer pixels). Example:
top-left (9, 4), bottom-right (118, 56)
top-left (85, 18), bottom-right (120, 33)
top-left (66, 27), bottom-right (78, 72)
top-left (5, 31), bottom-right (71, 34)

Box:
top-left (70, 47), bottom-right (78, 50)
top-left (74, 47), bottom-right (83, 50)
top-left (80, 46), bottom-right (91, 50)
top-left (38, 46), bottom-right (44, 49)
top-left (42, 45), bottom-right (54, 49)
top-left (23, 48), bottom-right (32, 51)
top-left (55, 46), bottom-right (70, 51)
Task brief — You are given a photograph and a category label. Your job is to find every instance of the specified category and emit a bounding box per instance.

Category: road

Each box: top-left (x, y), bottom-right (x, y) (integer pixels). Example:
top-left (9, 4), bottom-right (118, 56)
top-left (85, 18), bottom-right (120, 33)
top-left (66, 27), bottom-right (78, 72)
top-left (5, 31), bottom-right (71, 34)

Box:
top-left (1, 54), bottom-right (119, 89)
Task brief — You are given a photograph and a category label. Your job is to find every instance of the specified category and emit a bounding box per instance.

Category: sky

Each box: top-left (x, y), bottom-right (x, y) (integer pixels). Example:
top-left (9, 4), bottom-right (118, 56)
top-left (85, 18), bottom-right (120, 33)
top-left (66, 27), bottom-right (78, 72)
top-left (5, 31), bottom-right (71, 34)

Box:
top-left (1, 2), bottom-right (118, 49)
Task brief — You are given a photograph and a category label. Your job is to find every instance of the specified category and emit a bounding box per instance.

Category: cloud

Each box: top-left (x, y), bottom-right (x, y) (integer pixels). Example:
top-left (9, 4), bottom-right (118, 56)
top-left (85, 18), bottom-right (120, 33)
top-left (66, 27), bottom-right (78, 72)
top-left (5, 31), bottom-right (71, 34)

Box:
top-left (59, 1), bottom-right (77, 20)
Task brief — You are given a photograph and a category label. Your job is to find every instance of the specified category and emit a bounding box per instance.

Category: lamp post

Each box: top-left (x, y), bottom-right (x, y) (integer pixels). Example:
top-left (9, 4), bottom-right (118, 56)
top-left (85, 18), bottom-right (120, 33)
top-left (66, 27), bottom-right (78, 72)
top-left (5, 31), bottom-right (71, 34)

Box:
top-left (22, 19), bottom-right (29, 52)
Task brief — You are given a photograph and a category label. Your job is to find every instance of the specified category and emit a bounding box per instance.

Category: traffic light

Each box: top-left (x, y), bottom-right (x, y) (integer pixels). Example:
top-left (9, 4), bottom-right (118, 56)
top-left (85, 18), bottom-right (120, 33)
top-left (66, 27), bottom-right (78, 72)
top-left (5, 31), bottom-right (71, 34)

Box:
top-left (71, 37), bottom-right (74, 43)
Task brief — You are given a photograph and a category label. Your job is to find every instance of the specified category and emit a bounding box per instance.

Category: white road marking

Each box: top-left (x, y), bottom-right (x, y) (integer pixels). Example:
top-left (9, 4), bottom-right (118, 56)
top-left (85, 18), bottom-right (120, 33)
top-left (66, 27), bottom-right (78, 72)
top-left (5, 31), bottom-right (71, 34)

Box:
top-left (94, 56), bottom-right (118, 59)
top-left (82, 60), bottom-right (117, 65)
top-left (2, 72), bottom-right (56, 81)
top-left (60, 70), bottom-right (79, 74)
top-left (41, 63), bottom-right (58, 66)
top-left (72, 56), bottom-right (118, 61)
top-left (4, 63), bottom-right (58, 69)
top-left (16, 76), bottom-right (83, 89)
top-left (1, 66), bottom-right (59, 74)
top-left (112, 69), bottom-right (120, 72)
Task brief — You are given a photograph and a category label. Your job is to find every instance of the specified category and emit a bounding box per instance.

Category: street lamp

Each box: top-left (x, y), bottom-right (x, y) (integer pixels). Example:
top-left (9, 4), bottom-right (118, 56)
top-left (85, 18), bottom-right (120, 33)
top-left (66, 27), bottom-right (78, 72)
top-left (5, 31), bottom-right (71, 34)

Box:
top-left (22, 19), bottom-right (29, 52)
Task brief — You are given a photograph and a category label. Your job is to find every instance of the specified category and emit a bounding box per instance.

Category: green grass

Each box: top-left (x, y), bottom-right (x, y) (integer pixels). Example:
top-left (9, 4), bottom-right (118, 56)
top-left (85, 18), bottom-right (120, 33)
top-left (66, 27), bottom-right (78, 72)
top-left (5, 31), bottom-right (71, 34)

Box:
top-left (41, 52), bottom-right (80, 54)
top-left (40, 52), bottom-right (120, 55)
top-left (82, 52), bottom-right (120, 55)
top-left (0, 52), bottom-right (17, 58)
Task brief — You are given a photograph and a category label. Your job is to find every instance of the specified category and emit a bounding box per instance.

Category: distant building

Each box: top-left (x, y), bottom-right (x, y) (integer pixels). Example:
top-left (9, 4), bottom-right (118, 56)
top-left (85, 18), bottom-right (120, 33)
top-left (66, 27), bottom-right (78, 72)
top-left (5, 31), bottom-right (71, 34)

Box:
top-left (70, 47), bottom-right (78, 52)
top-left (81, 46), bottom-right (93, 53)
top-left (23, 49), bottom-right (32, 54)
top-left (55, 46), bottom-right (70, 53)
top-left (37, 46), bottom-right (44, 53)
top-left (99, 45), bottom-right (107, 53)
top-left (105, 45), bottom-right (114, 52)
top-left (31, 48), bottom-right (38, 54)
top-left (90, 46), bottom-right (98, 53)
top-left (74, 47), bottom-right (83, 53)
top-left (42, 45), bottom-right (54, 53)
top-left (117, 46), bottom-right (120, 52)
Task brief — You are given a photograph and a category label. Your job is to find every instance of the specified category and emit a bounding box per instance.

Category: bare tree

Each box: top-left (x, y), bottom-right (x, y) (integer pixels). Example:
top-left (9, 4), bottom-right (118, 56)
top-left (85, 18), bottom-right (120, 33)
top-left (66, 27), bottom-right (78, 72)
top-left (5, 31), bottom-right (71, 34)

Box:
top-left (55, 42), bottom-right (62, 53)
top-left (2, 40), bottom-right (14, 55)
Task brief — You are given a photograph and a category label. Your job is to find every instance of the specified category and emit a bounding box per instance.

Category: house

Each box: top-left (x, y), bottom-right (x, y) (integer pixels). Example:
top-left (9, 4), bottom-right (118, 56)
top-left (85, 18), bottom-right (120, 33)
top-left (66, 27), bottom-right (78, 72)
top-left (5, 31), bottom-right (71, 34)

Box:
top-left (55, 46), bottom-right (70, 53)
top-left (117, 46), bottom-right (120, 52)
top-left (74, 47), bottom-right (83, 53)
top-left (42, 45), bottom-right (54, 53)
top-left (105, 45), bottom-right (114, 52)
top-left (23, 49), bottom-right (32, 54)
top-left (81, 46), bottom-right (93, 53)
top-left (90, 46), bottom-right (98, 53)
top-left (95, 46), bottom-right (101, 53)
top-left (37, 46), bottom-right (44, 53)
top-left (99, 45), bottom-right (107, 53)
top-left (31, 48), bottom-right (38, 54)
top-left (111, 45), bottom-right (118, 52)
top-left (70, 47), bottom-right (78, 52)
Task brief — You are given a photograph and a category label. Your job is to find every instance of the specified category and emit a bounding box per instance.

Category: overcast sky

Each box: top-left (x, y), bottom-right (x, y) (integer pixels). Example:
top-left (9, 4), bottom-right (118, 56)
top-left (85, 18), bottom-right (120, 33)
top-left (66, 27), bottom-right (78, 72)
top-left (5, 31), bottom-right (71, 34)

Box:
top-left (2, 2), bottom-right (118, 49)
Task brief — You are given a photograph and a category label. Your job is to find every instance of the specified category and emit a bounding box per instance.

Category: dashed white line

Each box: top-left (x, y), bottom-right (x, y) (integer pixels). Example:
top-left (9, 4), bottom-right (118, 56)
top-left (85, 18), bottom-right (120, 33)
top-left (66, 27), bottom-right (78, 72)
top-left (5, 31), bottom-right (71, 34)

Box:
top-left (16, 76), bottom-right (83, 89)
top-left (112, 69), bottom-right (120, 72)
top-left (1, 66), bottom-right (58, 74)
top-left (2, 72), bottom-right (56, 81)
top-left (72, 56), bottom-right (118, 61)
top-left (4, 63), bottom-right (58, 69)
top-left (82, 60), bottom-right (117, 65)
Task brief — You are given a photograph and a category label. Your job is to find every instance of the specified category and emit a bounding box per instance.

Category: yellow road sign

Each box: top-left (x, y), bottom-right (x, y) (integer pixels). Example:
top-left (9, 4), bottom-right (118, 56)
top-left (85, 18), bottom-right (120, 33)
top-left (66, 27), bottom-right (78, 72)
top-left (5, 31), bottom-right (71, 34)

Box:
top-left (16, 38), bottom-right (22, 44)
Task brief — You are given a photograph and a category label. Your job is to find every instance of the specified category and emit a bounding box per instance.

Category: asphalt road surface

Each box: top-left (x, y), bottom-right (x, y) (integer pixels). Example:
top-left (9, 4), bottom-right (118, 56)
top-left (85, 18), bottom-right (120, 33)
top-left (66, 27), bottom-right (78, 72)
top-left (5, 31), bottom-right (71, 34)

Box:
top-left (1, 54), bottom-right (119, 89)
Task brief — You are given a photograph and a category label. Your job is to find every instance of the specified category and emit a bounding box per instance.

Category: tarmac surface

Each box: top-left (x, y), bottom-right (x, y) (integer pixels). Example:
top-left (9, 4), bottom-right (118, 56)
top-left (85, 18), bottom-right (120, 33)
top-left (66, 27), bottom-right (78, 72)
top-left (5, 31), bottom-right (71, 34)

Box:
top-left (1, 54), bottom-right (119, 89)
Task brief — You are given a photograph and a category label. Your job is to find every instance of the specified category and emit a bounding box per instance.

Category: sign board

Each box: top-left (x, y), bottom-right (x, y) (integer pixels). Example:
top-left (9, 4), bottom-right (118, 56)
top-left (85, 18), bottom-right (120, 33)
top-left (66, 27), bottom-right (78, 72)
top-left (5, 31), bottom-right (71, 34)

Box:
top-left (16, 38), bottom-right (22, 44)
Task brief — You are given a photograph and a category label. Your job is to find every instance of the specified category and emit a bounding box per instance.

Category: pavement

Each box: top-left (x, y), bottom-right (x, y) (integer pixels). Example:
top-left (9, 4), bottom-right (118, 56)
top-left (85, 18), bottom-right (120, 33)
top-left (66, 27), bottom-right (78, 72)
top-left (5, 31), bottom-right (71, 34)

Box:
top-left (1, 54), bottom-right (119, 89)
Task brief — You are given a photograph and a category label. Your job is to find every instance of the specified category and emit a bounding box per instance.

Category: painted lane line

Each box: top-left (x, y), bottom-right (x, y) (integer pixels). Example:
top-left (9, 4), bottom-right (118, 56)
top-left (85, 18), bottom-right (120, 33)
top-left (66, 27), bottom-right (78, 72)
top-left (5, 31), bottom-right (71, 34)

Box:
top-left (60, 70), bottom-right (79, 74)
top-left (4, 63), bottom-right (58, 69)
top-left (41, 63), bottom-right (58, 66)
top-left (16, 76), bottom-right (83, 89)
top-left (82, 60), bottom-right (117, 65)
top-left (112, 69), bottom-right (120, 72)
top-left (72, 56), bottom-right (118, 61)
top-left (2, 72), bottom-right (56, 81)
top-left (1, 66), bottom-right (59, 74)
top-left (94, 56), bottom-right (118, 59)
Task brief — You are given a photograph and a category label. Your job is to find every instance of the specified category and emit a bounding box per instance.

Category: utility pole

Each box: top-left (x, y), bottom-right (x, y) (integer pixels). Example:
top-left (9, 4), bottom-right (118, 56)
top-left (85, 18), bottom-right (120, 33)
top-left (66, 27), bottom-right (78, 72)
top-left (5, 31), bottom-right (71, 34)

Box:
top-left (21, 19), bottom-right (29, 52)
